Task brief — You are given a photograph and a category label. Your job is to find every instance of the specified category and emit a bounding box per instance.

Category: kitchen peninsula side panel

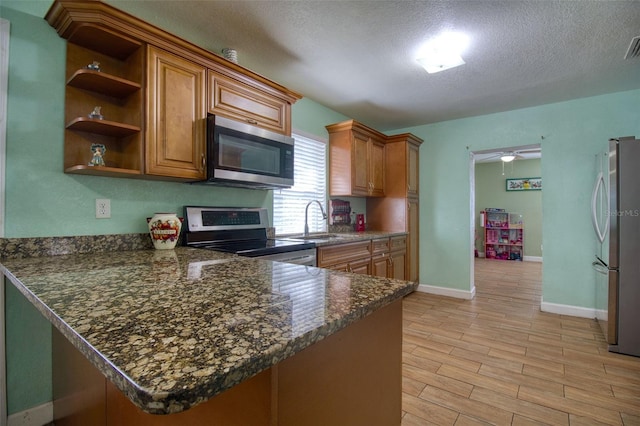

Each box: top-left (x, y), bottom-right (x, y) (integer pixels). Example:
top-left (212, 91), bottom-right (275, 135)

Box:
top-left (52, 301), bottom-right (403, 425)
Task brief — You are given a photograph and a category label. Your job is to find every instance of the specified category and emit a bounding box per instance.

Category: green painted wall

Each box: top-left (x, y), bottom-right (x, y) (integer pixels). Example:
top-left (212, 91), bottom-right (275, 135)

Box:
top-left (475, 159), bottom-right (542, 258)
top-left (393, 89), bottom-right (640, 302)
top-left (0, 3), bottom-right (349, 415)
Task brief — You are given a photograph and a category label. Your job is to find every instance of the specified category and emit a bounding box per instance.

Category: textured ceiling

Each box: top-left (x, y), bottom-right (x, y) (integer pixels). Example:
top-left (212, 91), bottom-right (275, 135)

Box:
top-left (102, 1), bottom-right (640, 131)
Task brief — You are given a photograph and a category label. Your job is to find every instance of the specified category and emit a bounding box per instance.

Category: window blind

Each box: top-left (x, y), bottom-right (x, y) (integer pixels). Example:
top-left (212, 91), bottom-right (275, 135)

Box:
top-left (273, 133), bottom-right (327, 235)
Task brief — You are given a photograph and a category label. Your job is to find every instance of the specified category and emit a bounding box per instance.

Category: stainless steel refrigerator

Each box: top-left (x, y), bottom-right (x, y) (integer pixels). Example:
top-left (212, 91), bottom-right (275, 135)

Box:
top-left (592, 136), bottom-right (640, 357)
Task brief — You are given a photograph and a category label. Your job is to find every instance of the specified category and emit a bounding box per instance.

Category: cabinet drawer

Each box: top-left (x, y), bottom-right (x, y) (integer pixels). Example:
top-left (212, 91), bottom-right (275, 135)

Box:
top-left (371, 238), bottom-right (390, 255)
top-left (317, 240), bottom-right (372, 268)
top-left (208, 71), bottom-right (289, 134)
top-left (326, 257), bottom-right (372, 275)
top-left (390, 235), bottom-right (407, 251)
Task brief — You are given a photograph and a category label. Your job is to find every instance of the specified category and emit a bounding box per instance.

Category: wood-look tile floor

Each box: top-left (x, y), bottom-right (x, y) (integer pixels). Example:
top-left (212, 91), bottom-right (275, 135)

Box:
top-left (402, 258), bottom-right (640, 425)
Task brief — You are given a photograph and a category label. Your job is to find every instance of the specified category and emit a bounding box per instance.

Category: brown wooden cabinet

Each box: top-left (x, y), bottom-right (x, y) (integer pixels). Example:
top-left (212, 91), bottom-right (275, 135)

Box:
top-left (317, 236), bottom-right (407, 280)
top-left (326, 120), bottom-right (385, 197)
top-left (370, 137), bottom-right (386, 196)
top-left (63, 36), bottom-right (144, 177)
top-left (389, 236), bottom-right (407, 281)
top-left (407, 198), bottom-right (419, 282)
top-left (367, 133), bottom-right (422, 283)
top-left (407, 139), bottom-right (420, 198)
top-left (317, 240), bottom-right (372, 274)
top-left (371, 238), bottom-right (391, 278)
top-left (47, 0), bottom-right (301, 182)
top-left (145, 46), bottom-right (207, 180)
top-left (208, 71), bottom-right (291, 135)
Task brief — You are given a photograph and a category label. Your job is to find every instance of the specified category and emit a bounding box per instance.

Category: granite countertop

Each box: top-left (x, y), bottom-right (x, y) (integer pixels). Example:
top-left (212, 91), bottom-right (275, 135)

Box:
top-left (1, 247), bottom-right (416, 415)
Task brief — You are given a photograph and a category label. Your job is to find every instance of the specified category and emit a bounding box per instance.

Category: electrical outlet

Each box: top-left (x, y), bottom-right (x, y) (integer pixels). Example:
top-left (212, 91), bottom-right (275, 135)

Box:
top-left (96, 199), bottom-right (111, 219)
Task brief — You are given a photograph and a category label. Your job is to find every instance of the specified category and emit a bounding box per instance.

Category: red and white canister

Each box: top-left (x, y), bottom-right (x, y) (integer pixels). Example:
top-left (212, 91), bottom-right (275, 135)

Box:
top-left (147, 213), bottom-right (183, 250)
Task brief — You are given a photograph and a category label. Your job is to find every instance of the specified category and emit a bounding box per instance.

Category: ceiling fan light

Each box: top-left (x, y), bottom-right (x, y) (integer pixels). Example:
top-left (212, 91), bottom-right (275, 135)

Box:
top-left (500, 154), bottom-right (516, 162)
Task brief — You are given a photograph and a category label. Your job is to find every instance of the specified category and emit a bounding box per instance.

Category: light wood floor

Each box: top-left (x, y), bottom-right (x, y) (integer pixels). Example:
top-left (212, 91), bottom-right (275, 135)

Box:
top-left (402, 258), bottom-right (640, 425)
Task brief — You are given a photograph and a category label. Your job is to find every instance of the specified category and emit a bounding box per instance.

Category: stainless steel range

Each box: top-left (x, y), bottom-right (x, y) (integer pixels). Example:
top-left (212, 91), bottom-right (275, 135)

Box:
top-left (183, 206), bottom-right (317, 266)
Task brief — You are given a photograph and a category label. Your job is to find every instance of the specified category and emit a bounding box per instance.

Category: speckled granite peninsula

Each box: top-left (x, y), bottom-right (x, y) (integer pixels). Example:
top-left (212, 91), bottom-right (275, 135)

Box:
top-left (1, 242), bottom-right (416, 424)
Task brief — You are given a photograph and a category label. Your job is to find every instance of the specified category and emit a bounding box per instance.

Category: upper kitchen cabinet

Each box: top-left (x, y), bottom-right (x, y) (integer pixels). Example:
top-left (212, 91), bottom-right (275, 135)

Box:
top-left (47, 2), bottom-right (145, 177)
top-left (46, 0), bottom-right (301, 181)
top-left (208, 71), bottom-right (291, 135)
top-left (326, 120), bottom-right (385, 197)
top-left (383, 133), bottom-right (422, 199)
top-left (146, 47), bottom-right (206, 180)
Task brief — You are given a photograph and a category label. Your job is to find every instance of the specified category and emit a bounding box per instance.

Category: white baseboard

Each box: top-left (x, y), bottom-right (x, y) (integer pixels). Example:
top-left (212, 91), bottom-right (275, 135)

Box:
top-left (595, 308), bottom-right (607, 322)
top-left (475, 255), bottom-right (542, 262)
top-left (7, 402), bottom-right (52, 426)
top-left (540, 298), bottom-right (597, 319)
top-left (416, 283), bottom-right (476, 300)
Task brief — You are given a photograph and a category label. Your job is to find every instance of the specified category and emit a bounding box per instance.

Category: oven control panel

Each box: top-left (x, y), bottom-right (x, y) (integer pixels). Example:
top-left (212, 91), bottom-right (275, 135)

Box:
top-left (185, 207), bottom-right (269, 231)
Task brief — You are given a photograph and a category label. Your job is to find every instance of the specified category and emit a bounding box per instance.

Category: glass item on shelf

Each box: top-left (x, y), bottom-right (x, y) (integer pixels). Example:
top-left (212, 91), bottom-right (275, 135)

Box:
top-left (88, 106), bottom-right (104, 120)
top-left (89, 143), bottom-right (106, 166)
top-left (147, 213), bottom-right (183, 250)
top-left (86, 61), bottom-right (101, 71)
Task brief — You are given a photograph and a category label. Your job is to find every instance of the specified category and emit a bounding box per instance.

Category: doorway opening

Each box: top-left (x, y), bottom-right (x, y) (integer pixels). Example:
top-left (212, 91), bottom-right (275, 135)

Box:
top-left (470, 144), bottom-right (543, 302)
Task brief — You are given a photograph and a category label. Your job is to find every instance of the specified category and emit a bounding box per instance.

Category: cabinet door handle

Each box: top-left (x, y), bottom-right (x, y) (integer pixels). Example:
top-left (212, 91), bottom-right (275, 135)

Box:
top-left (246, 118), bottom-right (258, 125)
top-left (201, 154), bottom-right (206, 171)
top-left (346, 264), bottom-right (352, 273)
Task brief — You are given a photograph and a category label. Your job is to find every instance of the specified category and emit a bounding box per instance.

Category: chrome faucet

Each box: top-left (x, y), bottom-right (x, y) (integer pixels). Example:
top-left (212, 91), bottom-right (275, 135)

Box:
top-left (304, 200), bottom-right (327, 236)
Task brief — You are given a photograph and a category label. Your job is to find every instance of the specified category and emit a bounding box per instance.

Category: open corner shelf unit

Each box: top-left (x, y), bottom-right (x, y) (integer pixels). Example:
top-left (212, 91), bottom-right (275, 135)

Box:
top-left (483, 210), bottom-right (524, 261)
top-left (63, 24), bottom-right (145, 178)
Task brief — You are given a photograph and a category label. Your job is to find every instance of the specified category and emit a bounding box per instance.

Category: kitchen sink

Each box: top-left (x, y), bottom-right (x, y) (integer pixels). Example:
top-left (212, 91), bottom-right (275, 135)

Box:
top-left (283, 233), bottom-right (348, 241)
top-left (300, 233), bottom-right (339, 239)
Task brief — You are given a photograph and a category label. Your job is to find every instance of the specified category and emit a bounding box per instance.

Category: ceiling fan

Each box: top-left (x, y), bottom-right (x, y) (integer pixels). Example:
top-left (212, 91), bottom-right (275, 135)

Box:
top-left (476, 147), bottom-right (541, 175)
top-left (480, 148), bottom-right (541, 163)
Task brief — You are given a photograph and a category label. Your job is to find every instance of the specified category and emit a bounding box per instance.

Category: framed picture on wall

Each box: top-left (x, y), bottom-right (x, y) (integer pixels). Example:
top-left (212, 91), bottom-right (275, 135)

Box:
top-left (506, 177), bottom-right (542, 191)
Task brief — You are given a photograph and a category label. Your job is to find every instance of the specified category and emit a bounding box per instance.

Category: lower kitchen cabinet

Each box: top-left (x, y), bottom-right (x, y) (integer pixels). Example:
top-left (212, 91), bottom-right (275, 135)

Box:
top-left (317, 240), bottom-right (372, 274)
top-left (318, 236), bottom-right (408, 280)
top-left (389, 236), bottom-right (407, 281)
top-left (334, 257), bottom-right (372, 275)
top-left (371, 238), bottom-right (391, 278)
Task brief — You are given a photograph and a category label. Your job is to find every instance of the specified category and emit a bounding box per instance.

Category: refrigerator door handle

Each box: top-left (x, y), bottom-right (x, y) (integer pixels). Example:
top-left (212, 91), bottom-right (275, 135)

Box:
top-left (592, 260), bottom-right (609, 275)
top-left (591, 171), bottom-right (609, 243)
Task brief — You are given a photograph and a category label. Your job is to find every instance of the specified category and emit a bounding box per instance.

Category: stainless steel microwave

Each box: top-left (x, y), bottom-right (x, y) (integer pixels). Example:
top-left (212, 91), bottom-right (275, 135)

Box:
top-left (196, 115), bottom-right (294, 189)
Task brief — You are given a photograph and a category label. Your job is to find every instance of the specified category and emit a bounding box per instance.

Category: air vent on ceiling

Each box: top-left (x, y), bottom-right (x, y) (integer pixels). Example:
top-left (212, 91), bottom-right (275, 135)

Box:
top-left (624, 36), bottom-right (640, 59)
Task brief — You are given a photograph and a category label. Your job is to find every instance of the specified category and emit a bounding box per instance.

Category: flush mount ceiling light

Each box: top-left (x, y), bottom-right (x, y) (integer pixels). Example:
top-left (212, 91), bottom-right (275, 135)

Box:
top-left (500, 152), bottom-right (516, 162)
top-left (416, 32), bottom-right (469, 74)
